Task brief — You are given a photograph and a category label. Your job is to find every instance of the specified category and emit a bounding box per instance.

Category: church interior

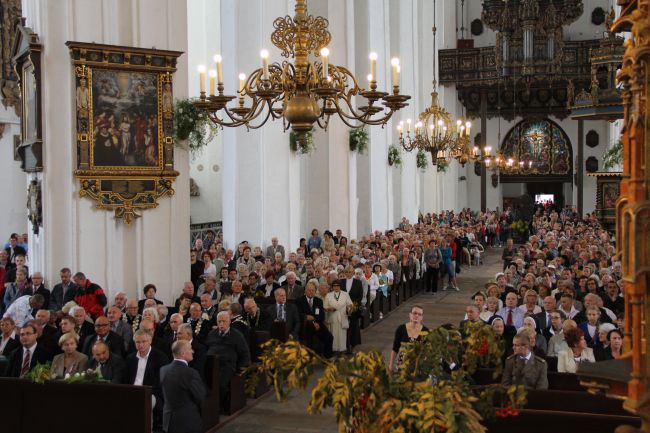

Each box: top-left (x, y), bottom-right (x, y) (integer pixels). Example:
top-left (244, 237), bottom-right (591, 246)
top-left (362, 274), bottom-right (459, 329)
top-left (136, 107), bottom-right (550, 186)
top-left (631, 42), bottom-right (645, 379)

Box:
top-left (1, 0), bottom-right (649, 432)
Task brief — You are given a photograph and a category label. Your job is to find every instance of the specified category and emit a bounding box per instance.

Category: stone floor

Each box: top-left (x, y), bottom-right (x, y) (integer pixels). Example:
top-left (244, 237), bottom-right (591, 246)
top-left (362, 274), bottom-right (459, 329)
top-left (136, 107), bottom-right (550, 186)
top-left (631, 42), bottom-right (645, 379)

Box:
top-left (216, 248), bottom-right (504, 433)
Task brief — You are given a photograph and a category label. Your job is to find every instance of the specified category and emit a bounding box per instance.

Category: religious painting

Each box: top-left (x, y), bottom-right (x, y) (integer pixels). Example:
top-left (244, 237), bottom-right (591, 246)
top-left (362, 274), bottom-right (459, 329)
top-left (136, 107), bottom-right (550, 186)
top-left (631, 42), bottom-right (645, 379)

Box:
top-left (500, 118), bottom-right (572, 181)
top-left (602, 181), bottom-right (619, 209)
top-left (68, 42), bottom-right (182, 224)
top-left (89, 69), bottom-right (161, 168)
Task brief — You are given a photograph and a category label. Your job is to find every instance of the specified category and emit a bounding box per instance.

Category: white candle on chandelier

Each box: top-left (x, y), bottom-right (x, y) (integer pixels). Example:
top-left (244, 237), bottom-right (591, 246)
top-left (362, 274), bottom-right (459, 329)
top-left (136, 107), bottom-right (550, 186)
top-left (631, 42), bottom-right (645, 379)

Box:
top-left (397, 123), bottom-right (403, 135)
top-left (213, 54), bottom-right (223, 84)
top-left (260, 49), bottom-right (270, 80)
top-left (369, 52), bottom-right (378, 82)
top-left (456, 119), bottom-right (462, 134)
top-left (197, 64), bottom-right (206, 93)
top-left (238, 73), bottom-right (246, 93)
top-left (367, 74), bottom-right (373, 87)
top-left (465, 121), bottom-right (471, 138)
top-left (473, 146), bottom-right (479, 157)
top-left (391, 57), bottom-right (400, 87)
top-left (208, 69), bottom-right (217, 95)
top-left (406, 118), bottom-right (412, 134)
top-left (320, 48), bottom-right (330, 79)
top-left (485, 146), bottom-right (492, 156)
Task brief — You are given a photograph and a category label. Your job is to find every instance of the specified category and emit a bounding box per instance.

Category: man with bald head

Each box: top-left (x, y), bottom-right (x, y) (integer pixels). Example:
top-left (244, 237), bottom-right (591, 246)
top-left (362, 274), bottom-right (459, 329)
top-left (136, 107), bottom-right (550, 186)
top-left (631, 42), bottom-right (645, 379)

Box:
top-left (533, 296), bottom-right (557, 331)
top-left (87, 340), bottom-right (126, 384)
top-left (82, 315), bottom-right (125, 357)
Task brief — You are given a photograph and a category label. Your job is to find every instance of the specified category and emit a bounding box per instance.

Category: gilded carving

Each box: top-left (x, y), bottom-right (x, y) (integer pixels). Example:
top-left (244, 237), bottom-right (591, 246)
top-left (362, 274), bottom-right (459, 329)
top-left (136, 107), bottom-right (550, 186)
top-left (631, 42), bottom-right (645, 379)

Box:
top-left (0, 0), bottom-right (21, 112)
top-left (67, 42), bottom-right (182, 224)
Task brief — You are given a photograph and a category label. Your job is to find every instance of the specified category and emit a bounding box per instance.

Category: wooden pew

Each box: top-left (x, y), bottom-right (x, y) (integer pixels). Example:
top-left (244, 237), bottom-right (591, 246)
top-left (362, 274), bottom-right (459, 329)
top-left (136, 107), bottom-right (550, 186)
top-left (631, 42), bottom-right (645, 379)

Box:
top-left (472, 368), bottom-right (583, 392)
top-left (0, 378), bottom-right (152, 433)
top-left (202, 355), bottom-right (221, 431)
top-left (370, 297), bottom-right (380, 322)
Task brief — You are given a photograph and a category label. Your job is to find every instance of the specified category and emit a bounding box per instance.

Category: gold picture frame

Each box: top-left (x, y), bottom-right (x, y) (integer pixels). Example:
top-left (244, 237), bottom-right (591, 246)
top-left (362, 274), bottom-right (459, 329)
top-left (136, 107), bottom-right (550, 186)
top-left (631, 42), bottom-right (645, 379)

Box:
top-left (67, 42), bottom-right (182, 224)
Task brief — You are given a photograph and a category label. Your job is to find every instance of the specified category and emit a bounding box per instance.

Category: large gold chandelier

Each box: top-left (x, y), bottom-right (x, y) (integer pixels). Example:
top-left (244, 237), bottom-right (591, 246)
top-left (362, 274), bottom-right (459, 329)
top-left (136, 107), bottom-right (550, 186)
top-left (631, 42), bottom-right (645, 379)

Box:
top-left (398, 1), bottom-right (471, 166)
top-left (192, 0), bottom-right (410, 146)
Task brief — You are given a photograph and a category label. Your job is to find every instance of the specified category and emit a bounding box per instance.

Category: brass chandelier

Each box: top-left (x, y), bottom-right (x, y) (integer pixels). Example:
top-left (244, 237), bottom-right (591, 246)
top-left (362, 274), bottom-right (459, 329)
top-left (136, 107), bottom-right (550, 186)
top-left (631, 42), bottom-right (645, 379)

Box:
top-left (398, 0), bottom-right (471, 166)
top-left (192, 0), bottom-right (410, 147)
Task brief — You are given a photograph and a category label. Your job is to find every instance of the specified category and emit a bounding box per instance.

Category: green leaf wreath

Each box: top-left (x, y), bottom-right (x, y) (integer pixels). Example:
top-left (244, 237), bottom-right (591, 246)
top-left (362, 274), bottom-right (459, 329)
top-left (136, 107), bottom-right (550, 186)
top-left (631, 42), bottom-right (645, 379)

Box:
top-left (602, 139), bottom-right (623, 171)
top-left (416, 148), bottom-right (429, 171)
top-left (245, 322), bottom-right (526, 433)
top-left (349, 128), bottom-right (369, 154)
top-left (388, 144), bottom-right (402, 167)
top-left (173, 99), bottom-right (219, 156)
top-left (289, 130), bottom-right (316, 154)
top-left (436, 158), bottom-right (449, 173)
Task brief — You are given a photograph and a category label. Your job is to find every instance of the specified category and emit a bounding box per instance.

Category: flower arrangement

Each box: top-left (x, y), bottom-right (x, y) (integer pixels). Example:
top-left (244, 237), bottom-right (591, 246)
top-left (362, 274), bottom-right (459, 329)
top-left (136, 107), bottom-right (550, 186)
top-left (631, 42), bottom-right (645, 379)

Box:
top-left (289, 130), bottom-right (316, 154)
top-left (388, 144), bottom-right (402, 167)
top-left (510, 220), bottom-right (529, 239)
top-left (436, 158), bottom-right (449, 173)
top-left (245, 324), bottom-right (526, 433)
top-left (26, 362), bottom-right (52, 384)
top-left (602, 139), bottom-right (623, 171)
top-left (349, 128), bottom-right (369, 154)
top-left (416, 148), bottom-right (428, 171)
top-left (173, 99), bottom-right (219, 156)
top-left (64, 369), bottom-right (106, 383)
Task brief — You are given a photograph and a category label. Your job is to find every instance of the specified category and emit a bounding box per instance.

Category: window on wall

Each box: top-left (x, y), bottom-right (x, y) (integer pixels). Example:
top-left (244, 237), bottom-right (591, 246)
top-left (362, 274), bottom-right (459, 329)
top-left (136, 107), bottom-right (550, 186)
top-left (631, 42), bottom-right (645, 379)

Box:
top-left (501, 118), bottom-right (572, 176)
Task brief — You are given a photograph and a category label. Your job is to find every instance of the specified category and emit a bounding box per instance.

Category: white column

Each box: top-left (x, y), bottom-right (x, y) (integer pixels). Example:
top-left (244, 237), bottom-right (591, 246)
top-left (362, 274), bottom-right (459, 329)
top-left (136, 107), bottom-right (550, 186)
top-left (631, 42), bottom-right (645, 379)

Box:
top-left (0, 108), bottom-right (27, 236)
top-left (22, 0), bottom-right (190, 304)
top-left (187, 0), bottom-right (222, 225)
top-left (397, 0), bottom-right (419, 222)
top-left (220, 0), bottom-right (301, 253)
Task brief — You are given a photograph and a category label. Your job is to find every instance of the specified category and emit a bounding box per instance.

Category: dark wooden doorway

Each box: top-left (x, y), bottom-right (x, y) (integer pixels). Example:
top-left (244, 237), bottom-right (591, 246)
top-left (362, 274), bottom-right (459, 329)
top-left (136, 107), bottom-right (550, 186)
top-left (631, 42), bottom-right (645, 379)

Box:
top-left (525, 182), bottom-right (567, 209)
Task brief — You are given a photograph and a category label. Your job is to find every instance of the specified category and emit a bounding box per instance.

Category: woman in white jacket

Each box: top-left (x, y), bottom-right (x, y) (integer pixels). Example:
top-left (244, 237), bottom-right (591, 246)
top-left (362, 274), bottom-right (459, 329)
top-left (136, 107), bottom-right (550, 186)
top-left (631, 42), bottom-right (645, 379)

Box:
top-left (325, 281), bottom-right (353, 354)
top-left (557, 327), bottom-right (595, 373)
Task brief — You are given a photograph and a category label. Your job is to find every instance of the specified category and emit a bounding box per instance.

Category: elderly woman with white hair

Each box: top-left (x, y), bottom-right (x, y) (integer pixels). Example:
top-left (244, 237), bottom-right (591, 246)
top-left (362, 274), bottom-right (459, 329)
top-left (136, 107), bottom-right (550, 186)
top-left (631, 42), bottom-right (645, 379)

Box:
top-left (520, 316), bottom-right (547, 356)
top-left (593, 322), bottom-right (617, 361)
top-left (50, 331), bottom-right (88, 378)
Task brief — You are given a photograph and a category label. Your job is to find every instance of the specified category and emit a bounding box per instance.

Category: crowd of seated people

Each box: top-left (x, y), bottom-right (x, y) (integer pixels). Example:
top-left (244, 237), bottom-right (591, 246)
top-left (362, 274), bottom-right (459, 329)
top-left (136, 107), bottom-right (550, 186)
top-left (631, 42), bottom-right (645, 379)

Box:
top-left (2, 207), bottom-right (576, 427)
top-left (458, 207), bottom-right (624, 389)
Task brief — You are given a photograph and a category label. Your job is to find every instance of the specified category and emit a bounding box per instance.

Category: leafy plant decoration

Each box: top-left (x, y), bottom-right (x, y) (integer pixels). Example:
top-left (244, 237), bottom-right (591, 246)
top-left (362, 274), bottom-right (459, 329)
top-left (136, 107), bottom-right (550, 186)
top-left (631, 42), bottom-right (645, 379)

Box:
top-left (388, 144), bottom-right (402, 167)
top-left (416, 148), bottom-right (429, 171)
top-left (602, 139), bottom-right (623, 171)
top-left (173, 99), bottom-right (219, 156)
top-left (349, 128), bottom-right (369, 154)
top-left (436, 158), bottom-right (449, 173)
top-left (289, 130), bottom-right (316, 154)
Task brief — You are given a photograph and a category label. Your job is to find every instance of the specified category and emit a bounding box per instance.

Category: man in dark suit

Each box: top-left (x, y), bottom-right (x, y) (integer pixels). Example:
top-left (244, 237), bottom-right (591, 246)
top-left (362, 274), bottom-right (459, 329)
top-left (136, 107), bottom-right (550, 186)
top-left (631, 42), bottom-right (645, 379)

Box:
top-left (71, 306), bottom-right (96, 343)
top-left (229, 303), bottom-right (251, 342)
top-left (266, 288), bottom-right (300, 340)
top-left (339, 267), bottom-right (363, 298)
top-left (0, 317), bottom-right (20, 355)
top-left (3, 254), bottom-right (28, 284)
top-left (6, 323), bottom-right (50, 377)
top-left (160, 340), bottom-right (207, 433)
top-left (87, 340), bottom-right (126, 384)
top-left (176, 324), bottom-right (207, 380)
top-left (186, 303), bottom-right (213, 344)
top-left (205, 311), bottom-right (250, 403)
top-left (126, 330), bottom-right (170, 429)
top-left (533, 296), bottom-right (557, 332)
top-left (50, 268), bottom-right (75, 312)
top-left (243, 298), bottom-right (272, 332)
top-left (459, 305), bottom-right (485, 338)
top-left (281, 272), bottom-right (303, 300)
top-left (82, 315), bottom-right (125, 358)
top-left (296, 284), bottom-right (333, 358)
top-left (29, 273), bottom-right (51, 310)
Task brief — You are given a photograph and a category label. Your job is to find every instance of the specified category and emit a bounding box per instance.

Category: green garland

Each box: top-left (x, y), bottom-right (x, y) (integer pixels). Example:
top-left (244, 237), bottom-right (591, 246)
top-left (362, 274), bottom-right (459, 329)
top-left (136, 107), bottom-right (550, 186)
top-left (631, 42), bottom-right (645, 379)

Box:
top-left (436, 158), bottom-right (449, 173)
top-left (289, 130), bottom-right (316, 154)
top-left (173, 99), bottom-right (219, 156)
top-left (602, 139), bottom-right (623, 171)
top-left (387, 144), bottom-right (402, 167)
top-left (349, 128), bottom-right (369, 154)
top-left (416, 148), bottom-right (428, 171)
